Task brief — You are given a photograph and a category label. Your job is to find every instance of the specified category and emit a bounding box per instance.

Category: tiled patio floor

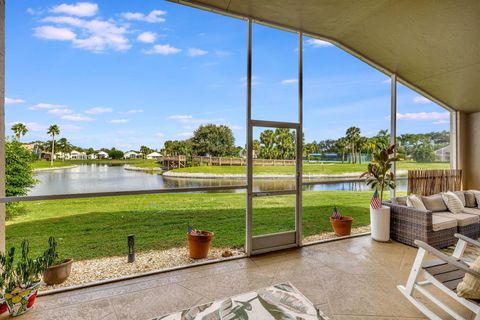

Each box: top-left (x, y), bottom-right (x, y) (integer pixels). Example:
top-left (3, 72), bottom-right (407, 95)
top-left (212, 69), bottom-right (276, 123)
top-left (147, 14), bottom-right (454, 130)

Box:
top-left (21, 235), bottom-right (477, 319)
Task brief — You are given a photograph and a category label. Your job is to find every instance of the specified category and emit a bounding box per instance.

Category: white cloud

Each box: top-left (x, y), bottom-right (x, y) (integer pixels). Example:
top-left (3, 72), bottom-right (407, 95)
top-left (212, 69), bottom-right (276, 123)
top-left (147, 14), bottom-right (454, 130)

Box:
top-left (413, 96), bottom-right (432, 104)
top-left (30, 103), bottom-right (67, 110)
top-left (61, 114), bottom-right (94, 121)
top-left (36, 16), bottom-right (130, 52)
top-left (381, 78), bottom-right (391, 84)
top-left (143, 44), bottom-right (181, 55)
top-left (397, 111), bottom-right (449, 121)
top-left (34, 26), bottom-right (76, 41)
top-left (281, 79), bottom-right (298, 85)
top-left (188, 48), bottom-right (208, 57)
top-left (306, 38), bottom-right (333, 48)
top-left (433, 120), bottom-right (449, 125)
top-left (168, 115), bottom-right (192, 121)
top-left (8, 121), bottom-right (46, 132)
top-left (120, 10), bottom-right (166, 23)
top-left (50, 2), bottom-right (98, 17)
top-left (72, 19), bottom-right (130, 52)
top-left (155, 132), bottom-right (165, 137)
top-left (137, 31), bottom-right (156, 43)
top-left (48, 108), bottom-right (73, 115)
top-left (85, 107), bottom-right (113, 114)
top-left (108, 119), bottom-right (129, 124)
top-left (42, 16), bottom-right (85, 27)
top-left (5, 97), bottom-right (25, 105)
top-left (120, 109), bottom-right (144, 115)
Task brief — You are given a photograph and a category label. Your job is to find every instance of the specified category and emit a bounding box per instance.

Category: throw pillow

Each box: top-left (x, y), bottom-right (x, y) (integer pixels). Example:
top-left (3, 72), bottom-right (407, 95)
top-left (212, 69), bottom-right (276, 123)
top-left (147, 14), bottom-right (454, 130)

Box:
top-left (406, 194), bottom-right (427, 210)
top-left (441, 191), bottom-right (465, 214)
top-left (464, 191), bottom-right (478, 208)
top-left (457, 255), bottom-right (480, 299)
top-left (422, 194), bottom-right (448, 212)
top-left (453, 191), bottom-right (466, 206)
top-left (472, 190), bottom-right (480, 209)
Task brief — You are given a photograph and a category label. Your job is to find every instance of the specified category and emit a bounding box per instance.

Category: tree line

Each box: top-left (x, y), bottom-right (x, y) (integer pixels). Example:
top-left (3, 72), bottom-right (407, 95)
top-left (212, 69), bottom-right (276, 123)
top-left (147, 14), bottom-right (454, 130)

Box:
top-left (12, 122), bottom-right (449, 163)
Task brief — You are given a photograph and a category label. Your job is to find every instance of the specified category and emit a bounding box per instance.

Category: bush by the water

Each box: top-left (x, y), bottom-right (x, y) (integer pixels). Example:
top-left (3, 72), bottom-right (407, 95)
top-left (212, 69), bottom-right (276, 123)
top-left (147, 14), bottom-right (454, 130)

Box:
top-left (5, 139), bottom-right (37, 219)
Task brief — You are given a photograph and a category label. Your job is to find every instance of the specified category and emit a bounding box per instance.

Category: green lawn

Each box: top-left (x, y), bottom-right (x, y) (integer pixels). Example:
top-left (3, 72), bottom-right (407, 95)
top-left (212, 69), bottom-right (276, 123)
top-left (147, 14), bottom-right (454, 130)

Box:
top-left (33, 159), bottom-right (160, 170)
top-left (171, 161), bottom-right (450, 175)
top-left (6, 191), bottom-right (382, 260)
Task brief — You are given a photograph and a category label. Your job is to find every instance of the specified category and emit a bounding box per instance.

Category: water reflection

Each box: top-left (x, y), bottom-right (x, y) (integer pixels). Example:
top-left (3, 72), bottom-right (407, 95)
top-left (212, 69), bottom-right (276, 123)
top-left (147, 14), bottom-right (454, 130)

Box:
top-left (30, 164), bottom-right (407, 196)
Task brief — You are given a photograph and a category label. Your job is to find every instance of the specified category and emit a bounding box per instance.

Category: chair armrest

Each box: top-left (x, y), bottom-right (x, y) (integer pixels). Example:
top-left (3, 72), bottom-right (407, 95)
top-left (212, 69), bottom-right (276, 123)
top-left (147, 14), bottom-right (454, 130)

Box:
top-left (455, 233), bottom-right (480, 248)
top-left (384, 202), bottom-right (432, 225)
top-left (414, 240), bottom-right (480, 278)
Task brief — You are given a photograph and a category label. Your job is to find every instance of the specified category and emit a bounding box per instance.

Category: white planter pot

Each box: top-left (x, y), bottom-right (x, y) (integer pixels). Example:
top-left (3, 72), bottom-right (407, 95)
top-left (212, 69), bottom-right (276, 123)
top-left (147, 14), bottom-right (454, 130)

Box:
top-left (370, 206), bottom-right (391, 242)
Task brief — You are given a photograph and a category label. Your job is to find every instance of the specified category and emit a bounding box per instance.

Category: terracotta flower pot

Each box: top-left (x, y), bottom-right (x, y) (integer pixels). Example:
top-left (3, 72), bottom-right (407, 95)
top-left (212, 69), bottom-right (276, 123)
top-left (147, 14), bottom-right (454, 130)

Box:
top-left (188, 231), bottom-right (214, 259)
top-left (43, 258), bottom-right (73, 285)
top-left (330, 216), bottom-right (353, 236)
top-left (4, 282), bottom-right (41, 317)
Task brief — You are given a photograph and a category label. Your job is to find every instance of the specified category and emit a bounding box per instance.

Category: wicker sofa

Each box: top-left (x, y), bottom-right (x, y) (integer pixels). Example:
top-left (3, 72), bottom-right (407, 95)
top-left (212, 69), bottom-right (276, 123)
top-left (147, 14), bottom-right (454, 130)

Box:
top-left (383, 191), bottom-right (480, 249)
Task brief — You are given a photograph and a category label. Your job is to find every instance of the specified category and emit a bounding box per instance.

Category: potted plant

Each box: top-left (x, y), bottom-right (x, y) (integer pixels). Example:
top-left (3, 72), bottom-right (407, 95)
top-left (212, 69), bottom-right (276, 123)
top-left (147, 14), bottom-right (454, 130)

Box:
top-left (329, 206), bottom-right (353, 236)
top-left (42, 237), bottom-right (73, 286)
top-left (0, 240), bottom-right (45, 317)
top-left (361, 144), bottom-right (399, 242)
top-left (187, 226), bottom-right (214, 259)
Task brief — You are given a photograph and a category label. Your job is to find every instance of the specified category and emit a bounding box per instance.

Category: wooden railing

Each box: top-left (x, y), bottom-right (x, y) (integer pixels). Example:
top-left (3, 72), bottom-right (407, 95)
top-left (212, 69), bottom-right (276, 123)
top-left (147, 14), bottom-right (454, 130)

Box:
top-left (192, 156), bottom-right (296, 166)
top-left (407, 169), bottom-right (462, 196)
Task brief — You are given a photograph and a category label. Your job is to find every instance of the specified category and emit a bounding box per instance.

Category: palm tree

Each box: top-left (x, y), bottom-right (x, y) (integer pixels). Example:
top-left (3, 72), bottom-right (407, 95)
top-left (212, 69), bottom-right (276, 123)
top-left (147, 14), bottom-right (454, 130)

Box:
top-left (57, 137), bottom-right (72, 161)
top-left (11, 123), bottom-right (28, 140)
top-left (47, 125), bottom-right (60, 166)
top-left (345, 126), bottom-right (361, 163)
top-left (335, 137), bottom-right (348, 164)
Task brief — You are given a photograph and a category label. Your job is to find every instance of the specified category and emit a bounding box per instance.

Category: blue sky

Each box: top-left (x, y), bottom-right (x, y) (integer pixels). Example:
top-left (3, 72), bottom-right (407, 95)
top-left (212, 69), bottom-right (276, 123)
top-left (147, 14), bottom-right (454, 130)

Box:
top-left (5, 1), bottom-right (450, 150)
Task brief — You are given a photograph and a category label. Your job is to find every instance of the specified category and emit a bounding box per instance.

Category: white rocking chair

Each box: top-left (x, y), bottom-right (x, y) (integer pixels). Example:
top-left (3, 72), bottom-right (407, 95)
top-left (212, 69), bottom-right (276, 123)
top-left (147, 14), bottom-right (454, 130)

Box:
top-left (398, 234), bottom-right (480, 320)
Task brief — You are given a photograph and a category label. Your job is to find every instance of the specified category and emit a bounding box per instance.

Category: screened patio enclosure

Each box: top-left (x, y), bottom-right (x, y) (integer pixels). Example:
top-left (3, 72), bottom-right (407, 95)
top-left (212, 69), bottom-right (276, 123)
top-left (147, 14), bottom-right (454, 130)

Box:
top-left (0, 0), bottom-right (466, 258)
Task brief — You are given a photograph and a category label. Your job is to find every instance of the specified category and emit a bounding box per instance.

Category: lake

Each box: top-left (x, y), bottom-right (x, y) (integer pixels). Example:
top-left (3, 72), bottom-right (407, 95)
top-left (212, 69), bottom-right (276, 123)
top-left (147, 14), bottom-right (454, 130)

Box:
top-left (29, 164), bottom-right (407, 196)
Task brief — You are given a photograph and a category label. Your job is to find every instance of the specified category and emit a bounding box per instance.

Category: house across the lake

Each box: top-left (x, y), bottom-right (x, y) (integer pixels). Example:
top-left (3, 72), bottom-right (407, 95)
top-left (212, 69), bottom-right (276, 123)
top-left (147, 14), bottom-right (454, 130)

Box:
top-left (96, 151), bottom-right (109, 159)
top-left (124, 151), bottom-right (142, 159)
top-left (146, 152), bottom-right (161, 160)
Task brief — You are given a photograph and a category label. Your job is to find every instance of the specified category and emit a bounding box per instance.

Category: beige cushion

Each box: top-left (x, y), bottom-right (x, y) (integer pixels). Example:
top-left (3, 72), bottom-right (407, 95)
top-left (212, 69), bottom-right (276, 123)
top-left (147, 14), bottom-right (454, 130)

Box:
top-left (432, 215), bottom-right (457, 231)
top-left (457, 255), bottom-right (480, 299)
top-left (422, 194), bottom-right (448, 212)
top-left (394, 196), bottom-right (407, 206)
top-left (462, 207), bottom-right (480, 217)
top-left (473, 190), bottom-right (480, 209)
top-left (406, 194), bottom-right (427, 210)
top-left (434, 212), bottom-right (479, 227)
top-left (453, 191), bottom-right (466, 206)
top-left (442, 192), bottom-right (465, 214)
top-left (464, 191), bottom-right (478, 208)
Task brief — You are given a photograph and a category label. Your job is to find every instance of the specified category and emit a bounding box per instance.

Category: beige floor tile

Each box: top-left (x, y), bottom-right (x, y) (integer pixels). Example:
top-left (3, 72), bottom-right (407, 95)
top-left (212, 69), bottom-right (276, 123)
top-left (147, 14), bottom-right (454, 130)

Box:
top-left (26, 236), bottom-right (473, 320)
top-left (109, 283), bottom-right (203, 320)
top-left (322, 273), bottom-right (425, 318)
top-left (22, 299), bottom-right (114, 320)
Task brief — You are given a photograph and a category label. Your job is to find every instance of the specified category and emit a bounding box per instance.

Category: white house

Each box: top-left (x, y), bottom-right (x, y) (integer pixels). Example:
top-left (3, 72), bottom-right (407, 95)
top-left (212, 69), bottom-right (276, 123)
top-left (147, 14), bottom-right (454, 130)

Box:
top-left (87, 153), bottom-right (96, 160)
top-left (55, 152), bottom-right (71, 160)
top-left (96, 151), bottom-right (109, 159)
top-left (70, 150), bottom-right (87, 160)
top-left (124, 151), bottom-right (141, 159)
top-left (146, 152), bottom-right (162, 160)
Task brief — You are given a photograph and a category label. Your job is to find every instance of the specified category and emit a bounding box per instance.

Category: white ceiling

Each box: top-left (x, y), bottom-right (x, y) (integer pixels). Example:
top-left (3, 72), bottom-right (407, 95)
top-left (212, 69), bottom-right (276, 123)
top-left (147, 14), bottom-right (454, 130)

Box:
top-left (170, 0), bottom-right (480, 113)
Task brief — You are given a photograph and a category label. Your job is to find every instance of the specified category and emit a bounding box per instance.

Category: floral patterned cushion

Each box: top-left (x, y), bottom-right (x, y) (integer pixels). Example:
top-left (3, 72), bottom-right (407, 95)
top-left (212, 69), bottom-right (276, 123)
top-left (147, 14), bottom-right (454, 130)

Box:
top-left (154, 283), bottom-right (329, 320)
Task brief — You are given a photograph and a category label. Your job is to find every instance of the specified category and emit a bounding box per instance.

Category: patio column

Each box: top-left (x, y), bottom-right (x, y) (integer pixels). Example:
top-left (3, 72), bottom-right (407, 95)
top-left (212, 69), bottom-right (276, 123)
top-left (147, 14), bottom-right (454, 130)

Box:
top-left (0, 0), bottom-right (5, 252)
top-left (245, 18), bottom-right (253, 256)
top-left (390, 74), bottom-right (397, 199)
